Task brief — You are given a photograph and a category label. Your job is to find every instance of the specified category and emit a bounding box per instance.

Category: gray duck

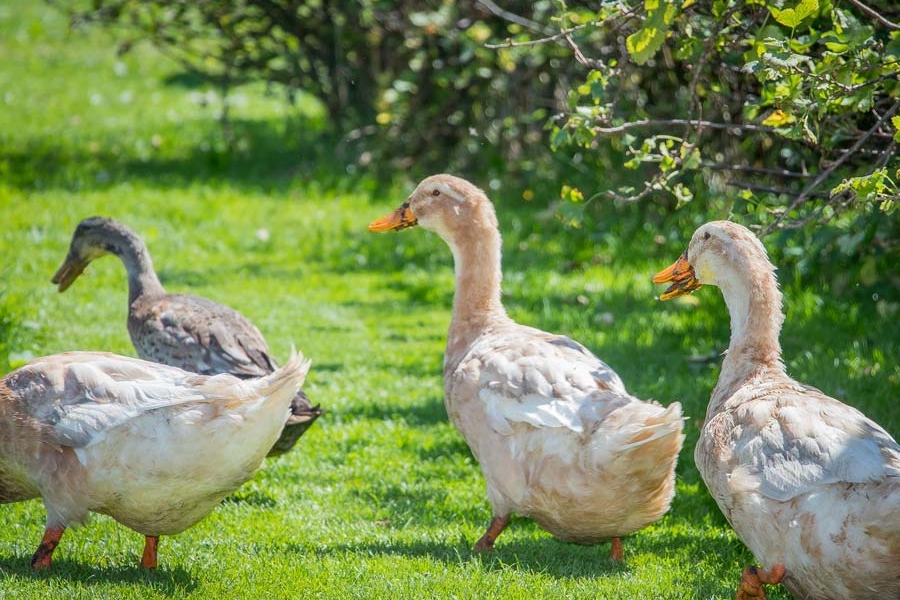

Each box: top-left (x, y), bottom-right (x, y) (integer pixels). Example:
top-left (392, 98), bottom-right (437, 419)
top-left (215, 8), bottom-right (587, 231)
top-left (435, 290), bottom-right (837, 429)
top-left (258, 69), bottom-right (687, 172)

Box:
top-left (51, 216), bottom-right (322, 456)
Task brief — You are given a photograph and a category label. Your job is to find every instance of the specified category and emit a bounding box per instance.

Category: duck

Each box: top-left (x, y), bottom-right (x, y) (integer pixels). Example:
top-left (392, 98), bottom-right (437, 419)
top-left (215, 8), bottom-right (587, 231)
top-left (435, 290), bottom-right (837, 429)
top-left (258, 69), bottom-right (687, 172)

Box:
top-left (653, 220), bottom-right (900, 600)
top-left (51, 216), bottom-right (322, 457)
top-left (0, 349), bottom-right (309, 569)
top-left (368, 174), bottom-right (684, 559)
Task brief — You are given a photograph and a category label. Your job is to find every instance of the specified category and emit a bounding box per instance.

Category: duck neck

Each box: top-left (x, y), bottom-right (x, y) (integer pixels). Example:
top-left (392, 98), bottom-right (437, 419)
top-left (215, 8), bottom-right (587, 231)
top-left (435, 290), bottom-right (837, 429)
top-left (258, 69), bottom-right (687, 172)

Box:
top-left (712, 265), bottom-right (786, 409)
top-left (111, 230), bottom-right (166, 305)
top-left (446, 225), bottom-right (509, 359)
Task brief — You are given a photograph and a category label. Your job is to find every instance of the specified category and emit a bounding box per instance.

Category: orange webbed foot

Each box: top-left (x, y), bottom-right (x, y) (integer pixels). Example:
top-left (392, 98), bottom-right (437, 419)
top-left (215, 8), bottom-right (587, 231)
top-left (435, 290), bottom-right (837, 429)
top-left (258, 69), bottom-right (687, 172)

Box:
top-left (609, 537), bottom-right (624, 561)
top-left (474, 516), bottom-right (509, 552)
top-left (31, 525), bottom-right (65, 570)
top-left (735, 564), bottom-right (786, 600)
top-left (141, 535), bottom-right (159, 569)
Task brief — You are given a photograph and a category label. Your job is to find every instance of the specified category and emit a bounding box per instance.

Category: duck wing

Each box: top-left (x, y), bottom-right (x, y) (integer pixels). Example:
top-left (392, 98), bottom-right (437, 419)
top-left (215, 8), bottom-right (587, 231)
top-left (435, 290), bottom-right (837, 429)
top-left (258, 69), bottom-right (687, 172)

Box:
top-left (706, 381), bottom-right (900, 503)
top-left (7, 352), bottom-right (236, 448)
top-left (472, 324), bottom-right (634, 437)
top-left (129, 294), bottom-right (277, 378)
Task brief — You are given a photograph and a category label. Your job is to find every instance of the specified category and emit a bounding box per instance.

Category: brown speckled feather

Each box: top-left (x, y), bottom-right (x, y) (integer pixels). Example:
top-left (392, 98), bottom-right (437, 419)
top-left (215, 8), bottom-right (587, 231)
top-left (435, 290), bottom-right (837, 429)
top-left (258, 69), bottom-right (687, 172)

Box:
top-left (129, 293), bottom-right (276, 378)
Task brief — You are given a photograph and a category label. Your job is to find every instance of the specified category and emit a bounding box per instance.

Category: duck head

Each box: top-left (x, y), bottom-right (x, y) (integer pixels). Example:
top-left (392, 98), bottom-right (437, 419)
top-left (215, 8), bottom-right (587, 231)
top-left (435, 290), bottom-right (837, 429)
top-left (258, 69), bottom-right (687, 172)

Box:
top-left (367, 174), bottom-right (497, 244)
top-left (653, 220), bottom-right (769, 300)
top-left (52, 216), bottom-right (127, 292)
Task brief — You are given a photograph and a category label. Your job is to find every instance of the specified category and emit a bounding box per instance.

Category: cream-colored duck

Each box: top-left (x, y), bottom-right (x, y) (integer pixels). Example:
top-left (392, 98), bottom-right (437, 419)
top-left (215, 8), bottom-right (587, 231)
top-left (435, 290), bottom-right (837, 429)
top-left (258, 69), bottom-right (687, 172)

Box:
top-left (653, 220), bottom-right (900, 600)
top-left (0, 349), bottom-right (309, 569)
top-left (51, 216), bottom-right (322, 456)
top-left (369, 174), bottom-right (684, 559)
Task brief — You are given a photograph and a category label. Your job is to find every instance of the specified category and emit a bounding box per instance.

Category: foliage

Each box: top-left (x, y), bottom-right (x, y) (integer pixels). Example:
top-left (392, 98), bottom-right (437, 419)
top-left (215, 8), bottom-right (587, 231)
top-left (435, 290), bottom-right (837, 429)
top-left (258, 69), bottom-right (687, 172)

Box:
top-left (54, 0), bottom-right (576, 177)
top-left (509, 0), bottom-right (900, 290)
top-left (53, 0), bottom-right (900, 292)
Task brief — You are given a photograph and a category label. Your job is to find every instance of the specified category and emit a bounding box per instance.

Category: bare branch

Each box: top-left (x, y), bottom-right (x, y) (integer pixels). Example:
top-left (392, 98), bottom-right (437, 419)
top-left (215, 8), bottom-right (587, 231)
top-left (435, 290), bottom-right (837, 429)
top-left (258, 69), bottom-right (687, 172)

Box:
top-left (601, 169), bottom-right (677, 203)
top-left (846, 64), bottom-right (900, 92)
top-left (485, 35), bottom-right (565, 49)
top-left (761, 98), bottom-right (900, 236)
top-left (585, 118), bottom-right (775, 135)
top-left (703, 162), bottom-right (814, 179)
top-left (725, 179), bottom-right (830, 199)
top-left (875, 140), bottom-right (898, 170)
top-left (565, 32), bottom-right (605, 70)
top-left (844, 0), bottom-right (900, 30)
top-left (604, 182), bottom-right (660, 203)
top-left (484, 21), bottom-right (599, 50)
top-left (687, 2), bottom-right (742, 136)
top-left (775, 190), bottom-right (858, 232)
top-left (475, 0), bottom-right (552, 34)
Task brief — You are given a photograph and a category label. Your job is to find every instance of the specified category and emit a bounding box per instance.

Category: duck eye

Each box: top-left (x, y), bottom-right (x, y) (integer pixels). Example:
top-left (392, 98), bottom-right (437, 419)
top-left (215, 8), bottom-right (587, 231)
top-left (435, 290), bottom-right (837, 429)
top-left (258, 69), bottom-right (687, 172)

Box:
top-left (703, 232), bottom-right (711, 240)
top-left (431, 189), bottom-right (441, 197)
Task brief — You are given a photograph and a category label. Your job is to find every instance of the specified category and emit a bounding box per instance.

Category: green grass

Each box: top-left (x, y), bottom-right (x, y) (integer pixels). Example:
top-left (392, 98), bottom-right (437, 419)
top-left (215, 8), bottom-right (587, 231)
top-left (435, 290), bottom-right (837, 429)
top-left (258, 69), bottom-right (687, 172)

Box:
top-left (1, 1), bottom-right (898, 598)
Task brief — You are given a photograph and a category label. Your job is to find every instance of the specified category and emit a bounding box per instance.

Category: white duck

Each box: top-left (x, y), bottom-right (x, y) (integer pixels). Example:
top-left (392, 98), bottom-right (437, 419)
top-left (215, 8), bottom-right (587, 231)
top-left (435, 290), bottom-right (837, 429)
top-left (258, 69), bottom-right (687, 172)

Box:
top-left (653, 220), bottom-right (900, 600)
top-left (369, 174), bottom-right (684, 559)
top-left (0, 350), bottom-right (309, 569)
top-left (51, 216), bottom-right (322, 456)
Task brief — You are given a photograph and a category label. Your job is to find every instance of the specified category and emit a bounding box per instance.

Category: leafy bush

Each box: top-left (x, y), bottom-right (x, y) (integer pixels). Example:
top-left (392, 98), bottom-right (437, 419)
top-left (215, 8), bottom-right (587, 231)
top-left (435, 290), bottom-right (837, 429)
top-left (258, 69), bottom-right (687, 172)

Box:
top-left (56, 0), bottom-right (575, 178)
top-left (51, 0), bottom-right (900, 291)
top-left (525, 0), bottom-right (899, 289)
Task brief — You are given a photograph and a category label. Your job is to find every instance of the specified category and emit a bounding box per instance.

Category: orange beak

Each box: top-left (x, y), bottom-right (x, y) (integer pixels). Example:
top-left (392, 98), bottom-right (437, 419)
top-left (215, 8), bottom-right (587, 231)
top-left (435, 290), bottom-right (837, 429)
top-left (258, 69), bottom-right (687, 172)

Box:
top-left (652, 252), bottom-right (701, 300)
top-left (368, 201), bottom-right (417, 232)
top-left (51, 253), bottom-right (89, 292)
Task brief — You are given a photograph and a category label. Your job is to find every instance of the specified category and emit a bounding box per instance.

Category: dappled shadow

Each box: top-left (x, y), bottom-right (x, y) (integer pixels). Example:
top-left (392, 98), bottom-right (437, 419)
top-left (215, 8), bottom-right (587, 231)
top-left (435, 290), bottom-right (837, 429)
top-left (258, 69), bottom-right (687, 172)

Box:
top-left (157, 262), bottom-right (311, 291)
top-left (342, 395), bottom-right (450, 430)
top-left (297, 533), bottom-right (629, 581)
top-left (0, 555), bottom-right (197, 593)
top-left (162, 71), bottom-right (211, 89)
top-left (0, 117), bottom-right (362, 196)
top-left (221, 488), bottom-right (278, 509)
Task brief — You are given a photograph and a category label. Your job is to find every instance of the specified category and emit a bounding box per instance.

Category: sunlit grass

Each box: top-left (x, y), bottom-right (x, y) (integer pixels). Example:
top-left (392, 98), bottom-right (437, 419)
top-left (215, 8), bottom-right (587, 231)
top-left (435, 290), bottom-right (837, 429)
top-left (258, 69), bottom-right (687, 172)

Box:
top-left (0, 1), bottom-right (897, 598)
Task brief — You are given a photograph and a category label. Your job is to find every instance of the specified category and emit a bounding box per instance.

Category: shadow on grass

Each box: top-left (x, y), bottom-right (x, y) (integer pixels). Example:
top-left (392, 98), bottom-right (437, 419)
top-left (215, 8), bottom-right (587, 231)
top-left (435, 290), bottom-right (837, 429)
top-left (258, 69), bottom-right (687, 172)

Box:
top-left (221, 488), bottom-right (279, 509)
top-left (0, 118), bottom-right (361, 196)
top-left (303, 523), bottom-right (748, 596)
top-left (157, 263), bottom-right (311, 292)
top-left (342, 395), bottom-right (450, 429)
top-left (0, 555), bottom-right (196, 594)
top-left (306, 533), bottom-right (631, 580)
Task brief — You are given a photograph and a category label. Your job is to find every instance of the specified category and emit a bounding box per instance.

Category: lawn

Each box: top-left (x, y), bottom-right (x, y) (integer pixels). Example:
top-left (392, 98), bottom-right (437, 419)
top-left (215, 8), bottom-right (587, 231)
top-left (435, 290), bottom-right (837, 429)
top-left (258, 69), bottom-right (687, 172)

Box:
top-left (1, 1), bottom-right (898, 599)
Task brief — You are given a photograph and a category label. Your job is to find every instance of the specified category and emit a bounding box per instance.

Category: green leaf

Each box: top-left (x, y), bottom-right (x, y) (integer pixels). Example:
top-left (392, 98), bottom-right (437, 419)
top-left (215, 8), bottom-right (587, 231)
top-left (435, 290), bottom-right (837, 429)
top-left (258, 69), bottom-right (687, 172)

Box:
top-left (550, 126), bottom-right (570, 150)
top-left (833, 169), bottom-right (887, 202)
top-left (673, 182), bottom-right (694, 206)
top-left (770, 0), bottom-right (819, 29)
top-left (561, 185), bottom-right (585, 204)
top-left (680, 143), bottom-right (702, 169)
top-left (892, 116), bottom-right (900, 142)
top-left (557, 199), bottom-right (586, 228)
top-left (626, 0), bottom-right (679, 65)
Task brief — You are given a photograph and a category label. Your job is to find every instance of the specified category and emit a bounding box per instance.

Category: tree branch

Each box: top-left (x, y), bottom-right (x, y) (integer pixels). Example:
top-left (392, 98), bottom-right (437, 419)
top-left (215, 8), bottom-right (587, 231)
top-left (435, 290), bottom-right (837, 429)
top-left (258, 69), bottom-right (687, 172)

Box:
top-left (584, 117), bottom-right (775, 135)
top-left (724, 179), bottom-right (830, 199)
top-left (703, 162), bottom-right (814, 179)
top-left (844, 0), bottom-right (900, 30)
top-left (564, 32), bottom-right (605, 71)
top-left (761, 98), bottom-right (900, 235)
top-left (484, 21), bottom-right (596, 49)
top-left (686, 2), bottom-right (742, 137)
top-left (475, 0), bottom-right (552, 34)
